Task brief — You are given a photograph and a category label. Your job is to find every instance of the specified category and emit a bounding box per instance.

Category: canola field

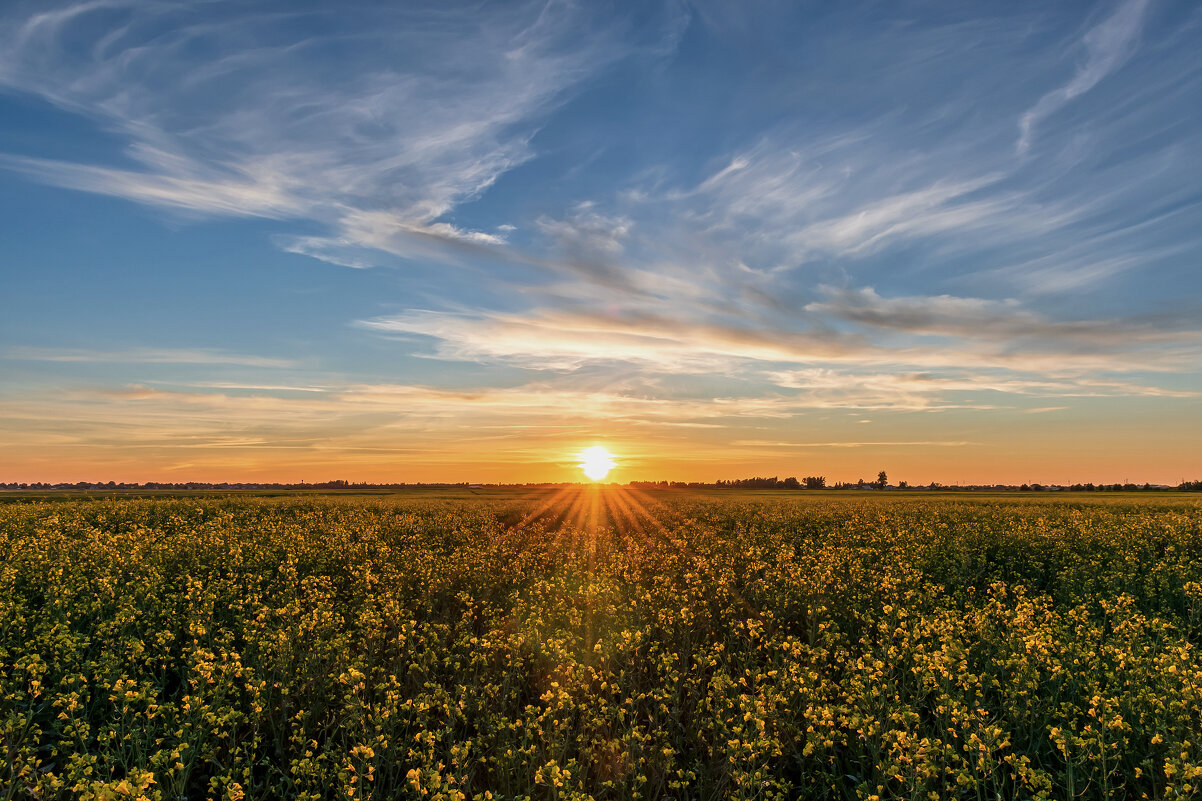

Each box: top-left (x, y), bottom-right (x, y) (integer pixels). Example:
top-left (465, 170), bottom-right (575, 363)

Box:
top-left (2, 489), bottom-right (1201, 801)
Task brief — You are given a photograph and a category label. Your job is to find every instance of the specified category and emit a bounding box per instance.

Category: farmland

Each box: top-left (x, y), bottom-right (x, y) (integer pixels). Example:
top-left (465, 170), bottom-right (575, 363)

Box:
top-left (2, 489), bottom-right (1201, 800)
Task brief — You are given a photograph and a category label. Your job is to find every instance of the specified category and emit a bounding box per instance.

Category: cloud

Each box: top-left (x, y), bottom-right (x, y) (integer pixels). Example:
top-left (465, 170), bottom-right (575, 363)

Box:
top-left (1017, 0), bottom-right (1151, 154)
top-left (805, 286), bottom-right (1031, 337)
top-left (3, 364), bottom-right (1197, 480)
top-left (536, 207), bottom-right (631, 259)
top-left (730, 440), bottom-right (976, 449)
top-left (359, 307), bottom-right (866, 373)
top-left (360, 293), bottom-right (1202, 381)
top-left (0, 154), bottom-right (306, 219)
top-left (1, 346), bottom-right (296, 368)
top-left (980, 200), bottom-right (1201, 294)
top-left (614, 130), bottom-right (1075, 289)
top-left (767, 368), bottom-right (1199, 407)
top-left (805, 286), bottom-right (1202, 353)
top-left (531, 207), bottom-right (639, 289)
top-left (786, 176), bottom-right (1010, 258)
top-left (0, 379), bottom-right (815, 466)
top-left (0, 1), bottom-right (683, 261)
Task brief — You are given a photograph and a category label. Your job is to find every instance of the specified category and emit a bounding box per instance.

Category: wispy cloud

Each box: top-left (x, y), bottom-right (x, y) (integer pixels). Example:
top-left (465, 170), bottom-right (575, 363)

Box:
top-left (785, 176), bottom-right (1010, 259)
top-left (1, 346), bottom-right (295, 368)
top-left (0, 1), bottom-right (684, 260)
top-left (0, 154), bottom-right (306, 219)
top-left (0, 380), bottom-right (811, 469)
top-left (360, 289), bottom-right (1202, 380)
top-left (767, 367), bottom-right (1199, 409)
top-left (805, 286), bottom-right (1202, 351)
top-left (730, 440), bottom-right (976, 449)
top-left (1, 366), bottom-right (1196, 481)
top-left (1017, 0), bottom-right (1151, 154)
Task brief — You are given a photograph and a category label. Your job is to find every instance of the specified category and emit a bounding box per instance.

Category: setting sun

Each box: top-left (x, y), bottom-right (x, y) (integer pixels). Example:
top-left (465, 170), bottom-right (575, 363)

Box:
top-left (578, 446), bottom-right (616, 481)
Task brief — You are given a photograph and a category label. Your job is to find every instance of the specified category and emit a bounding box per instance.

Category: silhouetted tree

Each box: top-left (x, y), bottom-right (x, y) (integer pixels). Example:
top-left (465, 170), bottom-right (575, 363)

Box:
top-left (716, 476), bottom-right (784, 489)
top-left (803, 476), bottom-right (826, 489)
top-left (876, 470), bottom-right (888, 489)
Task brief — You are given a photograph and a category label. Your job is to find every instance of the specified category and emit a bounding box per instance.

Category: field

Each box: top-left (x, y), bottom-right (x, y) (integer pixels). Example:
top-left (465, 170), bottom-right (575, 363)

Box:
top-left (2, 489), bottom-right (1201, 801)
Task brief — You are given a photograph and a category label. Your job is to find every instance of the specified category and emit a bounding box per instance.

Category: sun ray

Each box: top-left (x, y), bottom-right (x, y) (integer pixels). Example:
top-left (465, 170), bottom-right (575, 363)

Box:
top-left (624, 486), bottom-right (771, 630)
top-left (505, 486), bottom-right (575, 534)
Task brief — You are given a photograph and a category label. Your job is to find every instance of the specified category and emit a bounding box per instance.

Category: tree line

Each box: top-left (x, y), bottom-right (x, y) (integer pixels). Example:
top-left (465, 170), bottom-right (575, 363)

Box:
top-left (631, 474), bottom-right (1202, 492)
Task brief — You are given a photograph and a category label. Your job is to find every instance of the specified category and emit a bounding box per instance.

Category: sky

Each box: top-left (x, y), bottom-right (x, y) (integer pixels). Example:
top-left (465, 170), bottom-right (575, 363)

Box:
top-left (1, 0), bottom-right (1200, 485)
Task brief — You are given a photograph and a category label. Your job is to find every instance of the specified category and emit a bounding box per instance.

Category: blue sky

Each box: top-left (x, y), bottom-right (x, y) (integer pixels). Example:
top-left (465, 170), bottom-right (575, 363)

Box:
top-left (1, 0), bottom-right (1200, 483)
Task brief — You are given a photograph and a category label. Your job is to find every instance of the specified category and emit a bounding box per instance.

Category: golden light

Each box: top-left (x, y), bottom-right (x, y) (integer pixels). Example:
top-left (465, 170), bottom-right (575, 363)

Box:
top-left (579, 446), bottom-right (616, 481)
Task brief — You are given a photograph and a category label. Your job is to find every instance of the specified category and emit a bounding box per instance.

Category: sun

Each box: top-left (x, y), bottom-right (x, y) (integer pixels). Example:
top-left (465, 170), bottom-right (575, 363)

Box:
top-left (579, 446), bottom-right (616, 481)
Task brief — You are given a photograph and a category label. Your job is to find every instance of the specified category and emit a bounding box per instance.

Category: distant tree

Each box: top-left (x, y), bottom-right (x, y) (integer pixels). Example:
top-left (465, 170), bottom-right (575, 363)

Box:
top-left (876, 470), bottom-right (888, 489)
top-left (857, 478), bottom-right (865, 489)
top-left (716, 476), bottom-right (786, 489)
top-left (1020, 484), bottom-right (1031, 491)
top-left (782, 476), bottom-right (800, 489)
top-left (803, 476), bottom-right (826, 489)
top-left (898, 480), bottom-right (908, 489)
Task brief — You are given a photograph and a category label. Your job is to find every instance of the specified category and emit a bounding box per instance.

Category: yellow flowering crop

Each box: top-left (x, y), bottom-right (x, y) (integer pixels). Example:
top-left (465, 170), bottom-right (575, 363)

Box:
top-left (1, 490), bottom-right (1200, 799)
